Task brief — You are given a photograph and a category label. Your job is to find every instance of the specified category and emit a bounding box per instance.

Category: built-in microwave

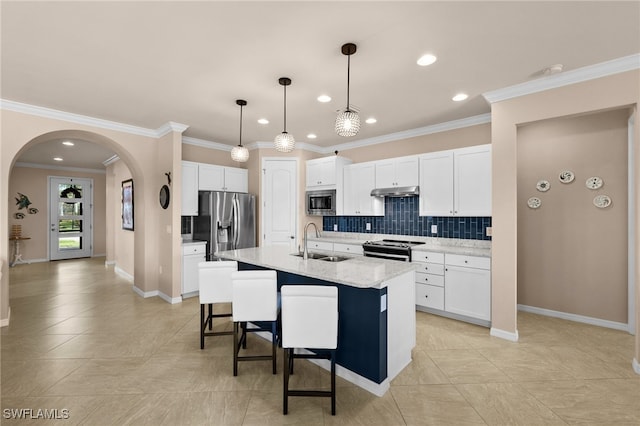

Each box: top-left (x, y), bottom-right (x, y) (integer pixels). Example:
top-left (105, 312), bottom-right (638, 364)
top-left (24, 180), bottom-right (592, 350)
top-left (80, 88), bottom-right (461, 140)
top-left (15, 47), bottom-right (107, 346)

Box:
top-left (306, 189), bottom-right (336, 216)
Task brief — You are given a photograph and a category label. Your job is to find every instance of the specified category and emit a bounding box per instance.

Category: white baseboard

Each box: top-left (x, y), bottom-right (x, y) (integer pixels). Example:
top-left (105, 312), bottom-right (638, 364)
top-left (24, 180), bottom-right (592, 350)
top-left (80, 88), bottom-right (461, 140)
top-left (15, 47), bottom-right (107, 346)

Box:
top-left (159, 291), bottom-right (182, 304)
top-left (114, 266), bottom-right (134, 282)
top-left (518, 304), bottom-right (629, 332)
top-left (490, 327), bottom-right (519, 342)
top-left (92, 253), bottom-right (106, 258)
top-left (0, 307), bottom-right (11, 327)
top-left (633, 358), bottom-right (640, 375)
top-left (104, 260), bottom-right (116, 266)
top-left (132, 285), bottom-right (158, 298)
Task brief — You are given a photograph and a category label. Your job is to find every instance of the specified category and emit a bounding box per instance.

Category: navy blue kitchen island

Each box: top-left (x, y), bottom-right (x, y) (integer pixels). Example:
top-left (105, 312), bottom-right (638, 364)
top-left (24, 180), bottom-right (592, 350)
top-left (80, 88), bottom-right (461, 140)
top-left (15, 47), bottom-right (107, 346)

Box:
top-left (217, 246), bottom-right (416, 396)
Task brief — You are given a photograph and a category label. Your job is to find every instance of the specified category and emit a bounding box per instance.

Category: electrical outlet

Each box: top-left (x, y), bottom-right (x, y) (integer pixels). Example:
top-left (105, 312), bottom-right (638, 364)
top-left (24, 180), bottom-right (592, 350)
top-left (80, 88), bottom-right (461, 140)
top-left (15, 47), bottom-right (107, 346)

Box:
top-left (333, 224), bottom-right (338, 231)
top-left (431, 225), bottom-right (438, 234)
top-left (486, 227), bottom-right (492, 236)
top-left (366, 223), bottom-right (371, 231)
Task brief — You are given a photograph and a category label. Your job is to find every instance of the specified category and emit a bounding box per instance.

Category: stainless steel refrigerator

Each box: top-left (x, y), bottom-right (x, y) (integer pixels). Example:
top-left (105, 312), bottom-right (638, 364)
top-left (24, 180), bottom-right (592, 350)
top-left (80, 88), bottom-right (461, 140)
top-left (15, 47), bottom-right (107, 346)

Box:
top-left (193, 191), bottom-right (256, 260)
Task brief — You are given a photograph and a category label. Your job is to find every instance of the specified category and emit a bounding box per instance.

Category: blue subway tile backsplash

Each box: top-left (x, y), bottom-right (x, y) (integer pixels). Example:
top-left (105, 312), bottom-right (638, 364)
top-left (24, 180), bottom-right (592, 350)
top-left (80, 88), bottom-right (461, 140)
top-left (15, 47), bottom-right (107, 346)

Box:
top-left (323, 197), bottom-right (491, 240)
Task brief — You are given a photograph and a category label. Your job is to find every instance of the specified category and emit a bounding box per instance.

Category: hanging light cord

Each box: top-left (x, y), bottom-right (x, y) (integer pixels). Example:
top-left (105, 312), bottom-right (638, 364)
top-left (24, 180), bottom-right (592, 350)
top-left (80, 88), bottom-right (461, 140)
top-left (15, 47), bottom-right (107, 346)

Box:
top-left (238, 104), bottom-right (244, 147)
top-left (283, 84), bottom-right (288, 133)
top-left (346, 53), bottom-right (351, 112)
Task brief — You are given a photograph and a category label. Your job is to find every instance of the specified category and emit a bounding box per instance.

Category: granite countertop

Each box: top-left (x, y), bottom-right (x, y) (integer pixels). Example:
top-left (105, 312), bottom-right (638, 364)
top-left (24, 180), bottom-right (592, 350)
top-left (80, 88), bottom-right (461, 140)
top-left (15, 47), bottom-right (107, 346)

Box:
top-left (216, 246), bottom-right (416, 289)
top-left (308, 232), bottom-right (492, 257)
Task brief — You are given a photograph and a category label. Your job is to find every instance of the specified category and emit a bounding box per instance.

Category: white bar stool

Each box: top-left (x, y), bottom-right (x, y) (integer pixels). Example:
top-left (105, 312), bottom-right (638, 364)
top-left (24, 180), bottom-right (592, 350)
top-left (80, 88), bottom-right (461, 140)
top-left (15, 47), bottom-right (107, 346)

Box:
top-left (281, 285), bottom-right (338, 416)
top-left (198, 261), bottom-right (237, 349)
top-left (231, 270), bottom-right (279, 376)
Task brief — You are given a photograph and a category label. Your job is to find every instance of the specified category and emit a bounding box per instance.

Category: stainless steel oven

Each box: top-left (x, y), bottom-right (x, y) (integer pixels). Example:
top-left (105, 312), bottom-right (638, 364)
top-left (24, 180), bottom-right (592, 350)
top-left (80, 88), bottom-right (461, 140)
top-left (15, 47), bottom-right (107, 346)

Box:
top-left (306, 189), bottom-right (336, 216)
top-left (362, 239), bottom-right (424, 262)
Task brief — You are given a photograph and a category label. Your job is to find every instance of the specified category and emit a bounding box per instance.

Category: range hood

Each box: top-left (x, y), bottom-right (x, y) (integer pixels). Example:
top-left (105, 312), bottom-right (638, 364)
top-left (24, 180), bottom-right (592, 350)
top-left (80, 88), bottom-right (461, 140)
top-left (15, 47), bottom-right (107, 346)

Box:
top-left (370, 186), bottom-right (420, 197)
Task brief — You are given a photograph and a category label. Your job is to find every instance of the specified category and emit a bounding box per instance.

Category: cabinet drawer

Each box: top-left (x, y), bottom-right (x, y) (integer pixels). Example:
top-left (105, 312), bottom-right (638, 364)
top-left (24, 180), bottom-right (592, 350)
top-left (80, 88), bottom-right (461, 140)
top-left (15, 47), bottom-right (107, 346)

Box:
top-left (445, 254), bottom-right (490, 270)
top-left (416, 283), bottom-right (444, 310)
top-left (308, 240), bottom-right (333, 251)
top-left (414, 262), bottom-right (444, 275)
top-left (333, 242), bottom-right (363, 255)
top-left (415, 272), bottom-right (444, 287)
top-left (412, 251), bottom-right (444, 264)
top-left (182, 244), bottom-right (206, 256)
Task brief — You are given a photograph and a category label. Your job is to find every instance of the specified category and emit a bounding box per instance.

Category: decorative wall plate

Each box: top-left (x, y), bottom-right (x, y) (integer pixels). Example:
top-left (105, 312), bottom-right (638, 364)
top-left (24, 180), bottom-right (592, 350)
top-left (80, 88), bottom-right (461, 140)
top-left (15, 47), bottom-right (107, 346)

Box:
top-left (558, 170), bottom-right (575, 183)
top-left (536, 180), bottom-right (550, 192)
top-left (527, 197), bottom-right (542, 209)
top-left (593, 195), bottom-right (611, 209)
top-left (159, 185), bottom-right (170, 209)
top-left (585, 176), bottom-right (603, 190)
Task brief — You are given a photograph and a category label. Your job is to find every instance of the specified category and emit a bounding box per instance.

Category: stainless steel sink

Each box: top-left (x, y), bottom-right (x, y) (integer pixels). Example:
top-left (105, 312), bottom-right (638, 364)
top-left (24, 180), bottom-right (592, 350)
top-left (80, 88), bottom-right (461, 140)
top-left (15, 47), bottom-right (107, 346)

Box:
top-left (291, 253), bottom-right (350, 262)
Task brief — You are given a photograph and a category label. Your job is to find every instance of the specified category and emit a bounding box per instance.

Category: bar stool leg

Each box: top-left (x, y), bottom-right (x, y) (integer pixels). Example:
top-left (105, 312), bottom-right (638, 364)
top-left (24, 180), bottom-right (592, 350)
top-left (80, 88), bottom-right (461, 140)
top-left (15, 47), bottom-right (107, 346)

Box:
top-left (200, 304), bottom-right (205, 350)
top-left (331, 351), bottom-right (336, 415)
top-left (283, 348), bottom-right (290, 415)
top-left (233, 322), bottom-right (239, 376)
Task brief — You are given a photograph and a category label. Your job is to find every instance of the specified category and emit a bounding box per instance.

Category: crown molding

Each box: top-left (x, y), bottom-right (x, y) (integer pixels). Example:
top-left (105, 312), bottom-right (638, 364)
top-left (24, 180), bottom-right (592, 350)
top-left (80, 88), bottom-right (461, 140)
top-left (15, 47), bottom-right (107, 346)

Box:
top-left (251, 141), bottom-right (326, 153)
top-left (321, 113), bottom-right (492, 154)
top-left (0, 99), bottom-right (188, 138)
top-left (14, 161), bottom-right (106, 174)
top-left (483, 53), bottom-right (640, 104)
top-left (182, 136), bottom-right (232, 151)
top-left (103, 155), bottom-right (120, 166)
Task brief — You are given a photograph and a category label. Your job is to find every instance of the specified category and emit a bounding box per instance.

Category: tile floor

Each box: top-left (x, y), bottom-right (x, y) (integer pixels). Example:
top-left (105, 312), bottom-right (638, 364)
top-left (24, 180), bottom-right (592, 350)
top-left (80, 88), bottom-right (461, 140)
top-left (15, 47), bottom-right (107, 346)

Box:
top-left (1, 257), bottom-right (639, 425)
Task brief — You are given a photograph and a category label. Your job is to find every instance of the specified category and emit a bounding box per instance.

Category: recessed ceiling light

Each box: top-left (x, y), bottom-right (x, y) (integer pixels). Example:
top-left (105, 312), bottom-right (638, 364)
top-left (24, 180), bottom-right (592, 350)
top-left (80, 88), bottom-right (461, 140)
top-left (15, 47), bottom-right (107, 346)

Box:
top-left (452, 93), bottom-right (468, 102)
top-left (62, 141), bottom-right (74, 146)
top-left (317, 95), bottom-right (331, 103)
top-left (53, 157), bottom-right (63, 161)
top-left (417, 54), bottom-right (437, 67)
top-left (307, 133), bottom-right (317, 139)
top-left (365, 117), bottom-right (377, 124)
top-left (257, 118), bottom-right (269, 124)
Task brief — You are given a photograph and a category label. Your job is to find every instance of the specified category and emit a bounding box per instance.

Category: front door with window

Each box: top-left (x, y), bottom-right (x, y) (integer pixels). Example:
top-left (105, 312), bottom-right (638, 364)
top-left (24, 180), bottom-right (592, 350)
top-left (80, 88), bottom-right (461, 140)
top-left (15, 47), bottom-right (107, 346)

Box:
top-left (49, 177), bottom-right (93, 260)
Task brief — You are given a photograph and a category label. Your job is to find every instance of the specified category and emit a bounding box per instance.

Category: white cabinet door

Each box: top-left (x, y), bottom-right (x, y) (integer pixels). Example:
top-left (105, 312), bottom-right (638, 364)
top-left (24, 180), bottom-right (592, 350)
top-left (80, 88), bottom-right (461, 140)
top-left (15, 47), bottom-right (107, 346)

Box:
top-left (182, 243), bottom-right (206, 297)
top-left (419, 150), bottom-right (454, 216)
top-left (454, 145), bottom-right (491, 216)
top-left (198, 164), bottom-right (225, 191)
top-left (181, 161), bottom-right (199, 216)
top-left (344, 162), bottom-right (383, 216)
top-left (374, 159), bottom-right (397, 188)
top-left (416, 283), bottom-right (445, 310)
top-left (306, 157), bottom-right (336, 188)
top-left (395, 156), bottom-right (419, 187)
top-left (444, 265), bottom-right (491, 321)
top-left (224, 167), bottom-right (248, 193)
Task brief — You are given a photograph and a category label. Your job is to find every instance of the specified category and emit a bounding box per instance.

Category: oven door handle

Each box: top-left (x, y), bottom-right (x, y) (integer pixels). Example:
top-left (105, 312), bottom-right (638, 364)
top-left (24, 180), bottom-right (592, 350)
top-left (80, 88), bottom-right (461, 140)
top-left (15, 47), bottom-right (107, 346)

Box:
top-left (363, 252), bottom-right (410, 261)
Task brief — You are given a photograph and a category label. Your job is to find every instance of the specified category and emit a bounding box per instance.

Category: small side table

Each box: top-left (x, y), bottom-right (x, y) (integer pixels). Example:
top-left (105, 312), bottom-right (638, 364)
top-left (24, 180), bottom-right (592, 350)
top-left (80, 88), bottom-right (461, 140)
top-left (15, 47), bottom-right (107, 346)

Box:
top-left (9, 236), bottom-right (30, 267)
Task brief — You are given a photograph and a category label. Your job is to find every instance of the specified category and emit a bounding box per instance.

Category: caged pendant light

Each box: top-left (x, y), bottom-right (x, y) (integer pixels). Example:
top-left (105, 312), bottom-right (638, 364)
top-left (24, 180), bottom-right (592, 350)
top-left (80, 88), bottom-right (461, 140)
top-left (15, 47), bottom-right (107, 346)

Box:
top-left (335, 43), bottom-right (360, 137)
top-left (230, 99), bottom-right (249, 162)
top-left (274, 77), bottom-right (295, 152)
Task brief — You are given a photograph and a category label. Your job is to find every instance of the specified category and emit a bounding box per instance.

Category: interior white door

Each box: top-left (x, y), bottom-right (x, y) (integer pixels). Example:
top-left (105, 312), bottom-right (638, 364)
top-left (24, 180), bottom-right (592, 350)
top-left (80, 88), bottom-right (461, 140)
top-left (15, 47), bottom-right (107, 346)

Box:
top-left (262, 158), bottom-right (297, 251)
top-left (49, 177), bottom-right (93, 260)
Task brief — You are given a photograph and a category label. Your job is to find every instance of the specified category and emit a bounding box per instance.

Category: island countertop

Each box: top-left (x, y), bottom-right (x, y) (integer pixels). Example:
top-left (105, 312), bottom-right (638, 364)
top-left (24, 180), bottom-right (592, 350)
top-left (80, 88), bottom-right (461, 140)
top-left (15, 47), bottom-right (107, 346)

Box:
top-left (216, 245), bottom-right (416, 289)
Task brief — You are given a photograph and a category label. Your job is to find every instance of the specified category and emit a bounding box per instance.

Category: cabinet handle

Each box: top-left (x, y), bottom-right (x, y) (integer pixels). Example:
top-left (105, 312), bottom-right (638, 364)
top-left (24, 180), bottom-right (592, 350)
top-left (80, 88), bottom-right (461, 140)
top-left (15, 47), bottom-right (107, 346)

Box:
top-left (424, 277), bottom-right (428, 281)
top-left (425, 294), bottom-right (429, 298)
top-left (464, 260), bottom-right (468, 263)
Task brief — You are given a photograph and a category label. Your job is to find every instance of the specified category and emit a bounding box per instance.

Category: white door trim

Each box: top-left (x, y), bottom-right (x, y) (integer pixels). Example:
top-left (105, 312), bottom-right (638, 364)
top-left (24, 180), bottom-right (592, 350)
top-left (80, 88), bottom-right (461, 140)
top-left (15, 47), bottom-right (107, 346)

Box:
top-left (261, 157), bottom-right (298, 249)
top-left (628, 112), bottom-right (636, 335)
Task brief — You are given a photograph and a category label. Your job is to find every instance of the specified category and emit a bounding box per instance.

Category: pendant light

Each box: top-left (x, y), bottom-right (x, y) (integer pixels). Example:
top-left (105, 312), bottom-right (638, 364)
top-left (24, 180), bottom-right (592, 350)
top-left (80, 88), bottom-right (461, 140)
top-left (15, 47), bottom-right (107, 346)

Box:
top-left (274, 77), bottom-right (295, 152)
top-left (335, 43), bottom-right (360, 137)
top-left (230, 99), bottom-right (249, 162)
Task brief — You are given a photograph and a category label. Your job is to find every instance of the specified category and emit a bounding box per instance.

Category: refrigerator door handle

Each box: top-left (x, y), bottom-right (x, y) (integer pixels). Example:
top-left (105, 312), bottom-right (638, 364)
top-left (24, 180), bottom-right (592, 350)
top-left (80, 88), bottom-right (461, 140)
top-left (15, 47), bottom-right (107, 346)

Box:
top-left (232, 195), bottom-right (240, 248)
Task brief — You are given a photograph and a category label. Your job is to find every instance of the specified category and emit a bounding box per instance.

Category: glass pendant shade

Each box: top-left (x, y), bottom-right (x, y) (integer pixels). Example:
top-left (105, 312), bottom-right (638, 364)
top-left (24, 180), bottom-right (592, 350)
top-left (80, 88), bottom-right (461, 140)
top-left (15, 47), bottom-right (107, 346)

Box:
top-left (335, 109), bottom-right (360, 137)
top-left (274, 132), bottom-right (295, 152)
top-left (230, 144), bottom-right (249, 162)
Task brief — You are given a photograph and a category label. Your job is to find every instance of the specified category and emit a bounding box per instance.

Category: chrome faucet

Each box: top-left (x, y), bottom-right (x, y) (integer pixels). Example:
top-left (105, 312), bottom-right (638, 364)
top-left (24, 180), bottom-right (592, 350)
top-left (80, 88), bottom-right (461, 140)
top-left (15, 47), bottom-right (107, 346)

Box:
top-left (302, 222), bottom-right (320, 260)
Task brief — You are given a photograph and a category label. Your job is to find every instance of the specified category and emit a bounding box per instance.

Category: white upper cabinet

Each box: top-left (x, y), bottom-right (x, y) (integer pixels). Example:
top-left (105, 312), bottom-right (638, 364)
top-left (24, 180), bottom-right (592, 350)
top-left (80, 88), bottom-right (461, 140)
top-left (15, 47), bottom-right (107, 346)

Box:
top-left (306, 156), bottom-right (352, 189)
top-left (182, 161), bottom-right (199, 216)
top-left (374, 156), bottom-right (419, 188)
top-left (419, 144), bottom-right (491, 216)
top-left (198, 163), bottom-right (248, 193)
top-left (343, 162), bottom-right (384, 216)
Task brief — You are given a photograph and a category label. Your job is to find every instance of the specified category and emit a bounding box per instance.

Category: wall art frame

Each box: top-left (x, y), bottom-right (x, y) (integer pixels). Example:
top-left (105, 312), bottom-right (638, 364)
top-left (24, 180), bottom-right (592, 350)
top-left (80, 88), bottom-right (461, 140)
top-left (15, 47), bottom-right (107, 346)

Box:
top-left (122, 179), bottom-right (134, 231)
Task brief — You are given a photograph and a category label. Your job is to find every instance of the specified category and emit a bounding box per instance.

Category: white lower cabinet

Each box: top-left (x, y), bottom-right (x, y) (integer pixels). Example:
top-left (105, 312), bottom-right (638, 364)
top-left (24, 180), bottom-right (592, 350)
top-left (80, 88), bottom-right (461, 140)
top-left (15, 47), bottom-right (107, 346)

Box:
top-left (333, 242), bottom-right (364, 255)
top-left (182, 242), bottom-right (206, 298)
top-left (413, 250), bottom-right (491, 326)
top-left (444, 254), bottom-right (491, 322)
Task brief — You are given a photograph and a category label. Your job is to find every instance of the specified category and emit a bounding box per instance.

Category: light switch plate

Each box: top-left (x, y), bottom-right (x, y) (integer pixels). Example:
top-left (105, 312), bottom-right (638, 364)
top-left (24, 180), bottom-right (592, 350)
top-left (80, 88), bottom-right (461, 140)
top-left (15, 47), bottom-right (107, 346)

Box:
top-left (380, 294), bottom-right (387, 312)
top-left (486, 227), bottom-right (492, 236)
top-left (366, 223), bottom-right (371, 231)
top-left (431, 225), bottom-right (438, 234)
top-left (333, 224), bottom-right (338, 231)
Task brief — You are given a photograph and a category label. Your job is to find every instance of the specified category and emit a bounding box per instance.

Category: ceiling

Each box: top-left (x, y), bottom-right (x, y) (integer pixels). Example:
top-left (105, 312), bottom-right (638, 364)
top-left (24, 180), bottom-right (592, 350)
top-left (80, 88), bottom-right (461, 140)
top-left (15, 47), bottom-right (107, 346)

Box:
top-left (2, 1), bottom-right (639, 170)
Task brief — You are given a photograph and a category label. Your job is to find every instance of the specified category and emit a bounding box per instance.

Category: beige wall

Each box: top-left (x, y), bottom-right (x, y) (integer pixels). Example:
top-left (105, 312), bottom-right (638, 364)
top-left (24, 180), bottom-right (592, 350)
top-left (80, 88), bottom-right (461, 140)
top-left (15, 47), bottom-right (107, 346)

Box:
top-left (8, 166), bottom-right (107, 261)
top-left (490, 70), bottom-right (639, 366)
top-left (106, 160), bottom-right (134, 277)
top-left (517, 109), bottom-right (629, 323)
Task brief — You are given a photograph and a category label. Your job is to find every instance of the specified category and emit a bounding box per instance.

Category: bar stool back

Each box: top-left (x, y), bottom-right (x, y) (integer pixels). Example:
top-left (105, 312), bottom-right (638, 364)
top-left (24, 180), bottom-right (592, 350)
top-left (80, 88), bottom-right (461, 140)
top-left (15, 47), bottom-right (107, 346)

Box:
top-left (281, 285), bottom-right (338, 415)
top-left (198, 261), bottom-right (237, 349)
top-left (231, 270), bottom-right (279, 376)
